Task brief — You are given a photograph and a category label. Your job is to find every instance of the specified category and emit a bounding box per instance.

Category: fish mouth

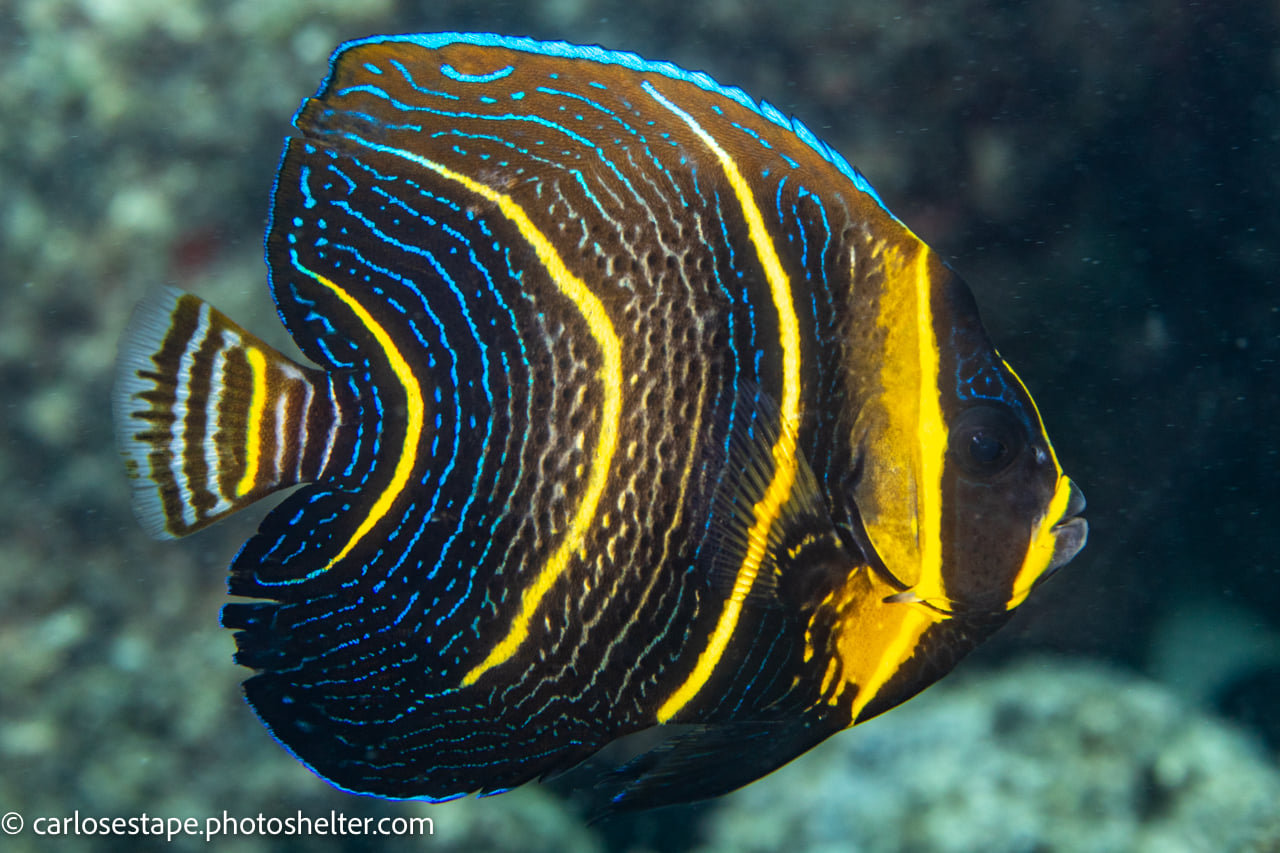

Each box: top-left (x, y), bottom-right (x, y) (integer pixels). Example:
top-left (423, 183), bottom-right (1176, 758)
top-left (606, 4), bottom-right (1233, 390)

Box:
top-left (1045, 478), bottom-right (1088, 574)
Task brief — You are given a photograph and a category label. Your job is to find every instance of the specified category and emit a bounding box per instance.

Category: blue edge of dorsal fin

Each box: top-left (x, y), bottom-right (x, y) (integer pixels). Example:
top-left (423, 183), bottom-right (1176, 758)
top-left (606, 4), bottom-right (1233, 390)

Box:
top-left (324, 31), bottom-right (900, 224)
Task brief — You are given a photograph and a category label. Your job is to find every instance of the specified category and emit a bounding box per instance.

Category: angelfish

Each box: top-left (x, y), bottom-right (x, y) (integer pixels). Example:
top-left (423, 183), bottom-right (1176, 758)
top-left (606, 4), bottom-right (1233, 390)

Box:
top-left (113, 32), bottom-right (1087, 810)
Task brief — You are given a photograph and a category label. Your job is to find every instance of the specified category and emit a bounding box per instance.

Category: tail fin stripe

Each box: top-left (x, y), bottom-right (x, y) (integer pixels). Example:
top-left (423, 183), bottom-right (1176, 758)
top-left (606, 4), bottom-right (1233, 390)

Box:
top-left (275, 382), bottom-right (292, 484)
top-left (237, 347), bottom-right (271, 498)
top-left (305, 375), bottom-right (342, 481)
top-left (114, 287), bottom-right (341, 539)
top-left (293, 377), bottom-right (317, 482)
top-left (279, 362), bottom-right (311, 484)
top-left (204, 337), bottom-right (233, 518)
top-left (171, 300), bottom-right (213, 529)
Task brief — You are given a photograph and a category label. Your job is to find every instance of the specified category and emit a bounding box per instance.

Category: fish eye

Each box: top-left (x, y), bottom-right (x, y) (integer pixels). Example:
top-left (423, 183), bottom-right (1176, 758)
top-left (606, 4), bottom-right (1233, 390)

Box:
top-left (950, 405), bottom-right (1024, 477)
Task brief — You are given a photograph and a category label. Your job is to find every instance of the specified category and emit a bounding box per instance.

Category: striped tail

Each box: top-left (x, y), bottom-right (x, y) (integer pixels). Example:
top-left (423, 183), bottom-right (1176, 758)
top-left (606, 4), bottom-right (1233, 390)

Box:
top-left (113, 286), bottom-right (340, 539)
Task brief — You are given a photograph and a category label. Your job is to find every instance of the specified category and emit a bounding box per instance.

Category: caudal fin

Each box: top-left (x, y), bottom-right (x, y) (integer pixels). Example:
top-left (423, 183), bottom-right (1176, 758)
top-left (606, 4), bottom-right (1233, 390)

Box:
top-left (113, 286), bottom-right (340, 539)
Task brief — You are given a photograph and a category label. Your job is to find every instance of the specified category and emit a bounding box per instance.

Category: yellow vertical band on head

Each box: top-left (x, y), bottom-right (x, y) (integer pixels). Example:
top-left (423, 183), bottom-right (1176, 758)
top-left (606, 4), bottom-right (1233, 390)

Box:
top-left (236, 347), bottom-right (270, 497)
top-left (641, 82), bottom-right (803, 723)
top-left (910, 249), bottom-right (947, 604)
top-left (290, 255), bottom-right (426, 575)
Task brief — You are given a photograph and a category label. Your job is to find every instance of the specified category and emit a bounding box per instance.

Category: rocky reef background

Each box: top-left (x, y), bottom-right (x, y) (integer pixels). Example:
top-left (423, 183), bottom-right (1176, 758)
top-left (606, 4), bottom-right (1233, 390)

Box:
top-left (2, 1), bottom-right (1277, 851)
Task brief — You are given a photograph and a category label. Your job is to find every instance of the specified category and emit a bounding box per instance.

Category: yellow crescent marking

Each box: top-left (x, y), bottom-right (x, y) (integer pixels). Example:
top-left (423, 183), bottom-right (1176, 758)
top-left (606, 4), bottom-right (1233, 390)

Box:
top-left (642, 81), bottom-right (803, 723)
top-left (1000, 358), bottom-right (1069, 609)
top-left (236, 347), bottom-right (270, 497)
top-left (320, 138), bottom-right (623, 686)
top-left (1009, 473), bottom-right (1073, 608)
top-left (290, 255), bottom-right (425, 574)
top-left (411, 165), bottom-right (625, 685)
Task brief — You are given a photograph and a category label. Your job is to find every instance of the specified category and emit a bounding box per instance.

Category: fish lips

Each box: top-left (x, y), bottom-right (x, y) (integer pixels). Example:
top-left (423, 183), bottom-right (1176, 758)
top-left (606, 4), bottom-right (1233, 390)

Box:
top-left (1041, 479), bottom-right (1088, 583)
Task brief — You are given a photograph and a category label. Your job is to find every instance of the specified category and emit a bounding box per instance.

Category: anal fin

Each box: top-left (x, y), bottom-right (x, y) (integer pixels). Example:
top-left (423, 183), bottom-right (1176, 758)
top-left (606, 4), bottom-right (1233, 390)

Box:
top-left (590, 715), bottom-right (841, 817)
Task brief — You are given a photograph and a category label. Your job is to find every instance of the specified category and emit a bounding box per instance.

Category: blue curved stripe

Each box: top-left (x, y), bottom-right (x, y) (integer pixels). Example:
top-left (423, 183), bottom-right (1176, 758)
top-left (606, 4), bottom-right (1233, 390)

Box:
top-left (440, 62), bottom-right (515, 84)
top-left (324, 31), bottom-right (897, 218)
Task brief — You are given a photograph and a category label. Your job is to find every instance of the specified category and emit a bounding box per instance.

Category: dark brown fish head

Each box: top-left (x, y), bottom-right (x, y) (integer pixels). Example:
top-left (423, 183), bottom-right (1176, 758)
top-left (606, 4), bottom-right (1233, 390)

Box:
top-left (840, 239), bottom-right (1086, 621)
top-left (816, 236), bottom-right (1087, 725)
top-left (927, 259), bottom-right (1087, 615)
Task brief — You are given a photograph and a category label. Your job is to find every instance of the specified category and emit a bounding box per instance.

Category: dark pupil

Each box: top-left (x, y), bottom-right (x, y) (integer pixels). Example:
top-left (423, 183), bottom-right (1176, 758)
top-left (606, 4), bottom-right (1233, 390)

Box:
top-left (968, 431), bottom-right (1006, 465)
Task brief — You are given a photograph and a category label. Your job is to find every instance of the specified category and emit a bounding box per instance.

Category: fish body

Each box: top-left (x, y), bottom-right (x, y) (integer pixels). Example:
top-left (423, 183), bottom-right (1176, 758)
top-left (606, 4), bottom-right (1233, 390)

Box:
top-left (113, 33), bottom-right (1087, 810)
